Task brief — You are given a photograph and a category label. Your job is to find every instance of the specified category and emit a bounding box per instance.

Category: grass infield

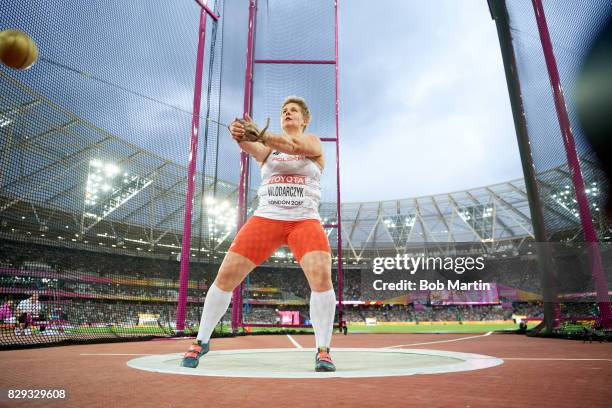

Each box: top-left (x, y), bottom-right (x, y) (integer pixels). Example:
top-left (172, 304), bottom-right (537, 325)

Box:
top-left (60, 321), bottom-right (537, 335)
top-left (346, 321), bottom-right (536, 333)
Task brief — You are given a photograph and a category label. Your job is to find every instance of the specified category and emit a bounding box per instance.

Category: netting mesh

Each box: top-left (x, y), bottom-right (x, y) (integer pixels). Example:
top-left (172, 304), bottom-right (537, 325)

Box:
top-left (255, 0), bottom-right (336, 61)
top-left (0, 0), bottom-right (342, 346)
top-left (503, 0), bottom-right (612, 325)
top-left (241, 0), bottom-right (340, 327)
top-left (6, 0), bottom-right (609, 347)
top-left (506, 0), bottom-right (611, 238)
top-left (0, 0), bottom-right (227, 347)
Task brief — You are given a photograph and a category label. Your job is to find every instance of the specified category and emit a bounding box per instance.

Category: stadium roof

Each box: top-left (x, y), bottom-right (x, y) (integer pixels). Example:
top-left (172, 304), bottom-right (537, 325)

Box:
top-left (0, 72), bottom-right (604, 263)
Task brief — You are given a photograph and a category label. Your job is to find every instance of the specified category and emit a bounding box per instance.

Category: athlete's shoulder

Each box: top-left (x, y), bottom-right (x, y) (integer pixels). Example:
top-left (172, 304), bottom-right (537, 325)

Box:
top-left (305, 133), bottom-right (321, 142)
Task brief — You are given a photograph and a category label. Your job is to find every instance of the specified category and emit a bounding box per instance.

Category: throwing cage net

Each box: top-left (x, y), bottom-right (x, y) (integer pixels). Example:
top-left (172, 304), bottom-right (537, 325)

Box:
top-left (0, 0), bottom-right (345, 348)
top-left (0, 0), bottom-right (226, 348)
top-left (231, 0), bottom-right (345, 333)
top-left (490, 0), bottom-right (612, 332)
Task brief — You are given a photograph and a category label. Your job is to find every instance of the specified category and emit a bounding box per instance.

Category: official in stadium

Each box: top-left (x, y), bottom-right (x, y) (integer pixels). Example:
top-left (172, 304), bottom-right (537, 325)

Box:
top-left (15, 292), bottom-right (41, 336)
top-left (182, 96), bottom-right (336, 372)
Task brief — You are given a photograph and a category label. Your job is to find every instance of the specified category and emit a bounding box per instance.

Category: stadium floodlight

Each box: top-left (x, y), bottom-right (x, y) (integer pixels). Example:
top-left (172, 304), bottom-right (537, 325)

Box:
top-left (458, 209), bottom-right (472, 222)
top-left (405, 215), bottom-right (416, 227)
top-left (381, 214), bottom-right (415, 246)
top-left (383, 215), bottom-right (416, 229)
top-left (83, 159), bottom-right (152, 229)
top-left (104, 163), bottom-right (120, 177)
top-left (383, 219), bottom-right (396, 228)
top-left (0, 114), bottom-right (12, 128)
top-left (205, 196), bottom-right (237, 239)
top-left (458, 204), bottom-right (495, 240)
top-left (550, 183), bottom-right (601, 218)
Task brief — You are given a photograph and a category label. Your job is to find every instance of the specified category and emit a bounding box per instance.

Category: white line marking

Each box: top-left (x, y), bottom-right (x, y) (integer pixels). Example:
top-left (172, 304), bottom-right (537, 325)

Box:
top-left (384, 331), bottom-right (493, 348)
top-left (500, 358), bottom-right (612, 362)
top-left (80, 353), bottom-right (153, 356)
top-left (286, 334), bottom-right (302, 349)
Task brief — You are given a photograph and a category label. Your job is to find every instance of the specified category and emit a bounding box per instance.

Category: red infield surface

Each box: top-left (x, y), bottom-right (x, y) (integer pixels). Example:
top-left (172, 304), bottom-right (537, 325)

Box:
top-left (1, 333), bottom-right (611, 407)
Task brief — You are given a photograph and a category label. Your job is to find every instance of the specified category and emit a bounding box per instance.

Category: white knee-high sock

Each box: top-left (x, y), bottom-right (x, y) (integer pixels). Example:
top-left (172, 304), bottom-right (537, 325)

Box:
top-left (196, 283), bottom-right (233, 343)
top-left (309, 288), bottom-right (336, 349)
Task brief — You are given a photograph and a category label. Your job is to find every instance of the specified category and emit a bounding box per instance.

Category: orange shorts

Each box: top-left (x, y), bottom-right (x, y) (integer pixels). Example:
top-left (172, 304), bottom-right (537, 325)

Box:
top-left (228, 216), bottom-right (331, 265)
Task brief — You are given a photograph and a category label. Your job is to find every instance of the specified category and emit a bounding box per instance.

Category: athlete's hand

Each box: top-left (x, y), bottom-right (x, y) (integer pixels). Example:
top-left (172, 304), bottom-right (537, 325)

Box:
top-left (242, 114), bottom-right (270, 143)
top-left (229, 117), bottom-right (246, 142)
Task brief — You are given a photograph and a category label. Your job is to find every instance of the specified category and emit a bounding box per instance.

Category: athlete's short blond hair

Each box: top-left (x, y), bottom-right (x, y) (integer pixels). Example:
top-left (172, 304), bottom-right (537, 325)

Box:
top-left (281, 96), bottom-right (310, 130)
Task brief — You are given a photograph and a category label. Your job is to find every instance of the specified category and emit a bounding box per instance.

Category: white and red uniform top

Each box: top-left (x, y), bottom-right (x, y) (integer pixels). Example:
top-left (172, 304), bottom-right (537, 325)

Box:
top-left (254, 150), bottom-right (322, 221)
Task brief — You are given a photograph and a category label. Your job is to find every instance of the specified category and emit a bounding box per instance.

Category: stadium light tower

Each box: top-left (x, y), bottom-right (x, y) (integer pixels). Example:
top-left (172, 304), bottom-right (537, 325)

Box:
top-left (459, 204), bottom-right (495, 241)
top-left (550, 182), bottom-right (601, 219)
top-left (0, 113), bottom-right (11, 128)
top-left (82, 159), bottom-right (151, 233)
top-left (205, 196), bottom-right (237, 246)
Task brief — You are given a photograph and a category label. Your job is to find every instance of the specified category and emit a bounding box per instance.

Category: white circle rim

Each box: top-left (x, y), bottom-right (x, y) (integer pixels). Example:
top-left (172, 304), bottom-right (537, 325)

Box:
top-left (127, 348), bottom-right (504, 378)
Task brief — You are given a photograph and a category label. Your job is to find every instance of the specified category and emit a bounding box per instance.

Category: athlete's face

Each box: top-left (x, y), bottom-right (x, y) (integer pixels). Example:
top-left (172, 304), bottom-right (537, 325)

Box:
top-left (281, 102), bottom-right (308, 132)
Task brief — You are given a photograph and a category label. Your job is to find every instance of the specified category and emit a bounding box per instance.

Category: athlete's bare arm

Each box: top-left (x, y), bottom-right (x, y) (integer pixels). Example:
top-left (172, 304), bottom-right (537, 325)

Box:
top-left (237, 139), bottom-right (272, 164)
top-left (229, 114), bottom-right (324, 167)
top-left (269, 132), bottom-right (325, 169)
top-left (229, 119), bottom-right (271, 163)
top-left (261, 132), bottom-right (322, 158)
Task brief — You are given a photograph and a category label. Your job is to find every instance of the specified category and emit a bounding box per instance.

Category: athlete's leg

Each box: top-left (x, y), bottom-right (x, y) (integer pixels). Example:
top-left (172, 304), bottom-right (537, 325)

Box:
top-left (183, 217), bottom-right (284, 368)
top-left (195, 252), bottom-right (256, 344)
top-left (300, 250), bottom-right (335, 347)
top-left (287, 220), bottom-right (333, 292)
top-left (182, 255), bottom-right (249, 368)
top-left (300, 250), bottom-right (336, 372)
top-left (287, 220), bottom-right (336, 371)
top-left (195, 216), bottom-right (285, 343)
top-left (288, 220), bottom-right (335, 370)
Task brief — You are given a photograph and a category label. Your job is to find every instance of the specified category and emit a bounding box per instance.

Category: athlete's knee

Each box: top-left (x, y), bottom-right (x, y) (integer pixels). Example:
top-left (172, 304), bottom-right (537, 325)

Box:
top-left (214, 252), bottom-right (255, 291)
top-left (300, 251), bottom-right (331, 269)
top-left (308, 271), bottom-right (333, 292)
top-left (214, 266), bottom-right (246, 291)
top-left (213, 274), bottom-right (238, 292)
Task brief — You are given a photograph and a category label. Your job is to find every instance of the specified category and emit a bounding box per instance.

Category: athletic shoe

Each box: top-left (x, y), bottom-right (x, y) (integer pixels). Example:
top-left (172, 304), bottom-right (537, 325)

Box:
top-left (181, 340), bottom-right (210, 368)
top-left (315, 347), bottom-right (336, 372)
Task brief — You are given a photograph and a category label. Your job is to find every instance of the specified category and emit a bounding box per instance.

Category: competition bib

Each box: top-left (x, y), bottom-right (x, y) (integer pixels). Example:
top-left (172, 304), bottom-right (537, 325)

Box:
top-left (264, 174), bottom-right (306, 208)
